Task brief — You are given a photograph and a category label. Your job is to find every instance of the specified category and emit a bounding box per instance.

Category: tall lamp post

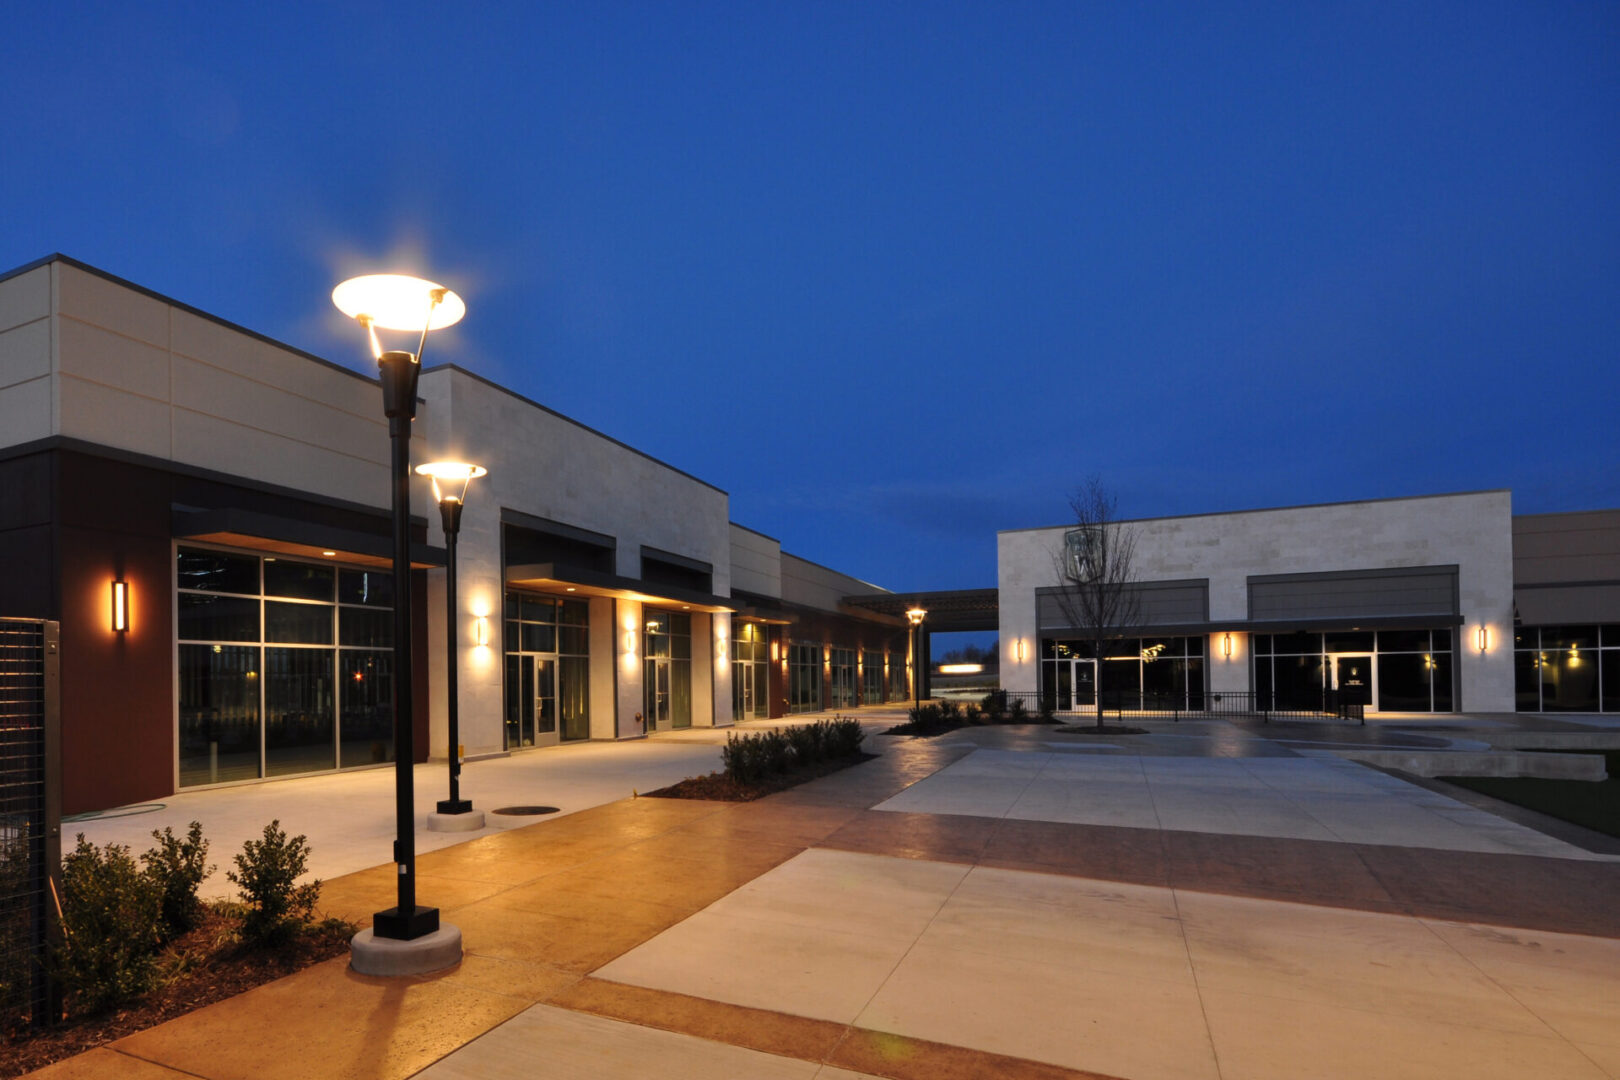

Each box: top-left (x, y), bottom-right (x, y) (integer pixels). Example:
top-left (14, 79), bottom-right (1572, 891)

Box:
top-left (906, 607), bottom-right (927, 704)
top-left (332, 274), bottom-right (463, 960)
top-left (417, 461), bottom-right (487, 831)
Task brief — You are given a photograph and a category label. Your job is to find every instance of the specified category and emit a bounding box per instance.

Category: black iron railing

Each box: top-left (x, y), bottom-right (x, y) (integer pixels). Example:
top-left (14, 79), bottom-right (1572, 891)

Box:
top-left (999, 688), bottom-right (1366, 724)
top-left (0, 618), bottom-right (59, 1029)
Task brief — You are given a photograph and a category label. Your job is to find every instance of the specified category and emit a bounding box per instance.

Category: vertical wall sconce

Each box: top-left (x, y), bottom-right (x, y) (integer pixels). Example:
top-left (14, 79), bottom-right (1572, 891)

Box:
top-left (111, 580), bottom-right (129, 633)
top-left (1475, 625), bottom-right (1489, 654)
top-left (1015, 639), bottom-right (1027, 663)
top-left (1223, 633), bottom-right (1232, 659)
top-left (474, 616), bottom-right (488, 648)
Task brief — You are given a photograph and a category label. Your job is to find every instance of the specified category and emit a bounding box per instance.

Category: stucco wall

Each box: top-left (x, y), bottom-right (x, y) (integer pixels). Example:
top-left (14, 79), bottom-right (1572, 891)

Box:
top-left (999, 491), bottom-right (1517, 711)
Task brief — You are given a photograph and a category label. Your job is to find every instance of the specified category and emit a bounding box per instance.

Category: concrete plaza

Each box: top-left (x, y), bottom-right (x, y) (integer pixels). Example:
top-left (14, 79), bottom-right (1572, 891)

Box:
top-left (33, 710), bottom-right (1620, 1080)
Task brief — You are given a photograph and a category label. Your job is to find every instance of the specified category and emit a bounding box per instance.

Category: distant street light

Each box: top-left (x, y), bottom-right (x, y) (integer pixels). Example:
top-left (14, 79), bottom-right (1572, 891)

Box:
top-left (906, 607), bottom-right (928, 703)
top-left (417, 460), bottom-right (487, 823)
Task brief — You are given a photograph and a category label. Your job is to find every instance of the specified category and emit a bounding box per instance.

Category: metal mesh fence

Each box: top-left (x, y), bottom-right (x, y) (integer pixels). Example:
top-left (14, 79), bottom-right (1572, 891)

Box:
top-left (0, 619), bottom-right (56, 1030)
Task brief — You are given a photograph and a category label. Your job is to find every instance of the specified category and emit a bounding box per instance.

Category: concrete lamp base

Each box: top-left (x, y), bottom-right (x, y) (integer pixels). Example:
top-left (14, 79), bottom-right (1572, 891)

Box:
top-left (350, 924), bottom-right (463, 977)
top-left (427, 809), bottom-right (486, 832)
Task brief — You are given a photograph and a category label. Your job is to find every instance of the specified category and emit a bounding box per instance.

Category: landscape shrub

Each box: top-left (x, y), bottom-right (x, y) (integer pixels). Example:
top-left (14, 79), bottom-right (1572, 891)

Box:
top-left (938, 700), bottom-right (963, 725)
top-left (1036, 695), bottom-right (1057, 723)
top-left (143, 821), bottom-right (213, 938)
top-left (56, 836), bottom-right (163, 1012)
top-left (228, 821), bottom-right (320, 947)
top-left (963, 702), bottom-right (984, 725)
top-left (980, 690), bottom-right (1007, 723)
top-left (722, 719), bottom-right (866, 783)
top-left (1008, 697), bottom-right (1030, 722)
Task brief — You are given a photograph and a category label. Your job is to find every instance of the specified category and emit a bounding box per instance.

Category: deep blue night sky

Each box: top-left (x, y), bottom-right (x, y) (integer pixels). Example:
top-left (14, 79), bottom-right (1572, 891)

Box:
top-left (5, 3), bottom-right (1617, 610)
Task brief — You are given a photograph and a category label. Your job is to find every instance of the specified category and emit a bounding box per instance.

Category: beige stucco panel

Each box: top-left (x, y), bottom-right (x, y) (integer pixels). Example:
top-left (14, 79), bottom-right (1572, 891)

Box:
top-left (0, 318), bottom-right (51, 391)
top-left (0, 267), bottom-right (50, 335)
top-left (57, 317), bottom-right (172, 400)
top-left (57, 263), bottom-right (170, 348)
top-left (57, 373), bottom-right (172, 458)
top-left (0, 377), bottom-right (54, 447)
top-left (171, 407), bottom-right (390, 506)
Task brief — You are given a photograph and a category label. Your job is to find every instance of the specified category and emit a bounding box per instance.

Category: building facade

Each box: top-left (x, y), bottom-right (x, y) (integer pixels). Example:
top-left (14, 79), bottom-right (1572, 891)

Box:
top-left (1000, 494), bottom-right (1620, 716)
top-left (0, 256), bottom-right (911, 815)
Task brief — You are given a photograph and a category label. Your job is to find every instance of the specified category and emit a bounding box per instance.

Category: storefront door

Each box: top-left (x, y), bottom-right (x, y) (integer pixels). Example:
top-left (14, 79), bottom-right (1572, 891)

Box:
top-left (1331, 654), bottom-right (1373, 708)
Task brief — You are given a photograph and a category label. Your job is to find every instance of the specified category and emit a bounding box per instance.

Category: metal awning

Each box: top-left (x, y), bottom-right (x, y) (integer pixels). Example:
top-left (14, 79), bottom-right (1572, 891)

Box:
top-left (173, 508), bottom-right (444, 570)
top-left (843, 588), bottom-right (1000, 632)
top-left (504, 562), bottom-right (735, 614)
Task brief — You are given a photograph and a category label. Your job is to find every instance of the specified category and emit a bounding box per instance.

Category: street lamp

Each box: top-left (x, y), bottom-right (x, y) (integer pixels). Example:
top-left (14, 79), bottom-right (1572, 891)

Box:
top-left (417, 461), bottom-right (487, 829)
top-left (333, 274), bottom-right (462, 954)
top-left (906, 607), bottom-right (927, 703)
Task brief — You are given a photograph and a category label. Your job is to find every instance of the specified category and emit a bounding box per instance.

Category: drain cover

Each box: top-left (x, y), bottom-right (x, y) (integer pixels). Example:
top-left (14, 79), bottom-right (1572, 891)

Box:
top-left (491, 805), bottom-right (560, 816)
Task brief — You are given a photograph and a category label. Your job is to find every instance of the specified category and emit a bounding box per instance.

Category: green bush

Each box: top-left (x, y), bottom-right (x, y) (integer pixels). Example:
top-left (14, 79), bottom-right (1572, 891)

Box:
top-left (721, 719), bottom-right (866, 783)
top-left (143, 821), bottom-right (213, 939)
top-left (1008, 696), bottom-right (1030, 722)
top-left (0, 834), bottom-right (36, 1026)
top-left (980, 690), bottom-right (1008, 722)
top-left (963, 702), bottom-right (985, 725)
top-left (938, 700), bottom-right (963, 724)
top-left (228, 821), bottom-right (320, 946)
top-left (1036, 695), bottom-right (1057, 723)
top-left (57, 835), bottom-right (162, 1013)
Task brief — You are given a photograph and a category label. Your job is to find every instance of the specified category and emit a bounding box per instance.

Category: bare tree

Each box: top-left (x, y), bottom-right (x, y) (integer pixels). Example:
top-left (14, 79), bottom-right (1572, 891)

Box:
top-left (1049, 477), bottom-right (1141, 728)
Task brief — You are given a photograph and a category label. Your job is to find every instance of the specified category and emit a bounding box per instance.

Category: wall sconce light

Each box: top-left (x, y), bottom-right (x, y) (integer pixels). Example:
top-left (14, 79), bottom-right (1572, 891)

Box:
top-left (1015, 639), bottom-right (1027, 663)
top-left (1223, 633), bottom-right (1232, 659)
top-left (623, 630), bottom-right (638, 657)
top-left (474, 616), bottom-right (488, 648)
top-left (111, 580), bottom-right (129, 633)
top-left (1476, 625), bottom-right (1489, 654)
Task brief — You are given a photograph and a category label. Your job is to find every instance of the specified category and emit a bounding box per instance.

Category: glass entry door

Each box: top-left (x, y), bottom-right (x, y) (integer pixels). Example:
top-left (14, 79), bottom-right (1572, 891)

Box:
top-left (1331, 654), bottom-right (1373, 708)
top-left (646, 657), bottom-right (672, 731)
top-left (1051, 659), bottom-right (1097, 711)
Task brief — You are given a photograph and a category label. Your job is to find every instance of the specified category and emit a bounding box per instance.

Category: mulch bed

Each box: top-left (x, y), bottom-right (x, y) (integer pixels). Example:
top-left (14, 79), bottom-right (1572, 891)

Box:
top-left (1, 908), bottom-right (354, 1079)
top-left (642, 753), bottom-right (878, 801)
top-left (1053, 723), bottom-right (1151, 735)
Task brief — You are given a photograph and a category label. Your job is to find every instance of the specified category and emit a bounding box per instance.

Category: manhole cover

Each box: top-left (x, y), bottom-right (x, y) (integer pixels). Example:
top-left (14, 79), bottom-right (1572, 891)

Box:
top-left (491, 805), bottom-right (561, 816)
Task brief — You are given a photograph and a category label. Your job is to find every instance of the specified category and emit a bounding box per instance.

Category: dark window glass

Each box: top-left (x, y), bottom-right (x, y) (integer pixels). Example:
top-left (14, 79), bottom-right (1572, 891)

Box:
top-left (559, 599), bottom-right (589, 625)
top-left (265, 648), bottom-right (334, 776)
top-left (1378, 630), bottom-right (1430, 653)
top-left (1603, 625), bottom-right (1620, 649)
top-left (1514, 651), bottom-right (1541, 711)
top-left (520, 596), bottom-right (555, 623)
top-left (1541, 626), bottom-right (1599, 651)
top-left (1514, 626), bottom-right (1535, 650)
top-left (1543, 648), bottom-right (1599, 711)
top-left (1142, 652), bottom-right (1178, 703)
top-left (264, 560), bottom-right (334, 601)
top-left (178, 644), bottom-right (261, 786)
top-left (505, 621), bottom-right (519, 651)
top-left (1324, 631), bottom-right (1375, 653)
top-left (1432, 628), bottom-right (1452, 651)
top-left (177, 549), bottom-right (258, 594)
top-left (179, 593), bottom-right (259, 642)
top-left (671, 630), bottom-right (691, 660)
top-left (1185, 636), bottom-right (1204, 657)
top-left (1431, 653), bottom-right (1453, 711)
top-left (340, 606), bottom-right (392, 648)
top-left (1185, 658), bottom-right (1205, 702)
top-left (339, 651), bottom-right (393, 765)
top-left (535, 659), bottom-right (556, 734)
top-left (668, 612), bottom-right (692, 636)
top-left (1270, 632), bottom-right (1321, 655)
top-left (558, 626), bottom-right (589, 656)
top-left (1253, 656), bottom-right (1273, 709)
top-left (1272, 655), bottom-right (1325, 711)
top-left (504, 595), bottom-right (520, 619)
top-left (1377, 653), bottom-right (1431, 711)
top-left (265, 601), bottom-right (333, 645)
top-left (1104, 638), bottom-right (1142, 660)
top-left (559, 656), bottom-right (590, 740)
top-left (1252, 635), bottom-right (1273, 655)
top-left (1603, 651), bottom-right (1620, 712)
top-left (339, 569), bottom-right (393, 608)
top-left (522, 623), bottom-right (557, 653)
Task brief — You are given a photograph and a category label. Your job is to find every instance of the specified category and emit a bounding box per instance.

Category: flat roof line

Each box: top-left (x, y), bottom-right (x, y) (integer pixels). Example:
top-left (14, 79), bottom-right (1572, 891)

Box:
top-left (998, 489), bottom-right (1514, 535)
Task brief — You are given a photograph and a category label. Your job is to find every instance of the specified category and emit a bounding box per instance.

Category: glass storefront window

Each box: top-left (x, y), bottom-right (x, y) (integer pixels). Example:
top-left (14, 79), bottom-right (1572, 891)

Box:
top-left (177, 546), bottom-right (393, 787)
top-left (789, 643), bottom-right (821, 713)
top-left (504, 589), bottom-right (592, 746)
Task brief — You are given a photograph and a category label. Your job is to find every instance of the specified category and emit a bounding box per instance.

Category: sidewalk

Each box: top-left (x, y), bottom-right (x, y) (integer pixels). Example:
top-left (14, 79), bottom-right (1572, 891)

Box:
top-left (33, 716), bottom-right (1620, 1080)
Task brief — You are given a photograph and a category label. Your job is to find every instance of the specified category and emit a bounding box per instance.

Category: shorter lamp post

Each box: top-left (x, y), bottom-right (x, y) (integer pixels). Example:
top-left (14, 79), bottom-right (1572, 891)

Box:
top-left (417, 461), bottom-right (487, 824)
top-left (332, 273), bottom-right (464, 961)
top-left (906, 607), bottom-right (927, 703)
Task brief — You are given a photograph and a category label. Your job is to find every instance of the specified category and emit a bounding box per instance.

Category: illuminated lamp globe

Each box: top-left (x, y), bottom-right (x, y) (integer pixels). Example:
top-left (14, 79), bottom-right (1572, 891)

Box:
top-left (332, 274), bottom-right (466, 332)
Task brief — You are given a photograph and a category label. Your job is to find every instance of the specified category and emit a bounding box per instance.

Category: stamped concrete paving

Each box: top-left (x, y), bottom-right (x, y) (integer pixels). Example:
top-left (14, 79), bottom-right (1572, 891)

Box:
top-left (28, 715), bottom-right (1620, 1080)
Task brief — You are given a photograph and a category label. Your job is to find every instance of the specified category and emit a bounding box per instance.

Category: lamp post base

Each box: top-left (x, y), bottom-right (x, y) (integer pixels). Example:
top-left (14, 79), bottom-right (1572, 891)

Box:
top-left (351, 923), bottom-right (461, 976)
top-left (427, 806), bottom-right (486, 832)
top-left (435, 798), bottom-right (474, 814)
top-left (371, 904), bottom-right (441, 941)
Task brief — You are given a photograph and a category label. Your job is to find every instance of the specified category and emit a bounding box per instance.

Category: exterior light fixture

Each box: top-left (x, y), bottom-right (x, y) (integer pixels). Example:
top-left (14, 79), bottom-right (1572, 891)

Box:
top-left (904, 607), bottom-right (927, 703)
top-left (475, 616), bottom-right (488, 648)
top-left (417, 460), bottom-right (487, 824)
top-left (1015, 639), bottom-right (1026, 663)
top-left (1476, 625), bottom-right (1489, 654)
top-left (1223, 633), bottom-right (1232, 659)
top-left (334, 272), bottom-right (465, 955)
top-left (111, 581), bottom-right (129, 633)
